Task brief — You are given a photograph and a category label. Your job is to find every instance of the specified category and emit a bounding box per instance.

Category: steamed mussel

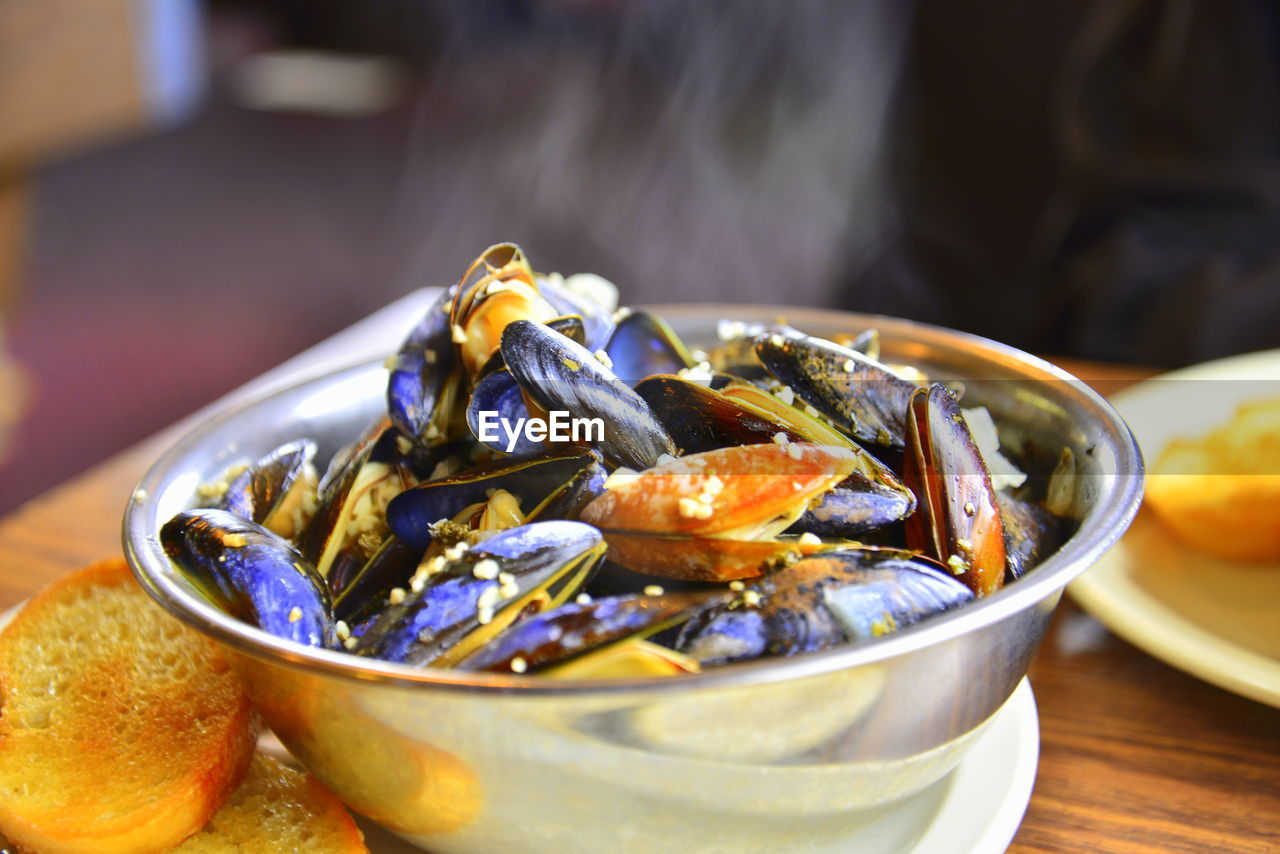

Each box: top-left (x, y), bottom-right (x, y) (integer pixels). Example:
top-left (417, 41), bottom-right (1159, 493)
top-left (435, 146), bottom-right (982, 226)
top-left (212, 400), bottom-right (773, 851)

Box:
top-left (159, 242), bottom-right (1069, 679)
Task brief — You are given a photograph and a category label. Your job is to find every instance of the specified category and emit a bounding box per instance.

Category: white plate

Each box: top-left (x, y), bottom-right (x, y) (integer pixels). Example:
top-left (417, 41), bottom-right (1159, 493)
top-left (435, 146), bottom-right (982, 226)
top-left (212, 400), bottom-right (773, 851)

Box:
top-left (0, 601), bottom-right (1037, 853)
top-left (1069, 349), bottom-right (1280, 707)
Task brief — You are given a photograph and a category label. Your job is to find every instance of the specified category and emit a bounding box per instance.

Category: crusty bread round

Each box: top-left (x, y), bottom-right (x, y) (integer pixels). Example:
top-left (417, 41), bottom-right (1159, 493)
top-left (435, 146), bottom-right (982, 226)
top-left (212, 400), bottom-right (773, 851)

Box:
top-left (171, 754), bottom-right (368, 854)
top-left (0, 559), bottom-right (258, 854)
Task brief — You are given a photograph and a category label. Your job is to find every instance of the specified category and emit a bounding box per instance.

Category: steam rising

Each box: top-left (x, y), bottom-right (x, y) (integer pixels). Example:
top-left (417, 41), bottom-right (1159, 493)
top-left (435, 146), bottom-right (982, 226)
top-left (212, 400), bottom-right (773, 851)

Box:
top-left (393, 1), bottom-right (909, 308)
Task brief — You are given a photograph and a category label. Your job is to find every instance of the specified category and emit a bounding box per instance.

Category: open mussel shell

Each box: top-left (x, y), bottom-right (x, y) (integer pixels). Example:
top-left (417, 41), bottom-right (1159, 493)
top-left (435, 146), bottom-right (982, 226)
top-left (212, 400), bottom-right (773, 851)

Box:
top-left (786, 480), bottom-right (915, 540)
top-left (219, 439), bottom-right (318, 540)
top-left (755, 332), bottom-right (920, 449)
top-left (635, 375), bottom-right (803, 455)
top-left (451, 243), bottom-right (559, 377)
top-left (355, 521), bottom-right (605, 667)
top-left (632, 380), bottom-right (916, 540)
top-left (707, 321), bottom-right (803, 380)
top-left (903, 384), bottom-right (1007, 597)
top-left (526, 460), bottom-right (607, 522)
top-left (466, 369), bottom-right (542, 455)
top-left (717, 382), bottom-right (854, 447)
top-left (676, 549), bottom-right (973, 666)
top-left (161, 509), bottom-right (334, 647)
top-left (454, 591), bottom-right (727, 674)
top-left (500, 319), bottom-right (676, 470)
top-left (301, 424), bottom-right (416, 593)
top-left (998, 492), bottom-right (1063, 582)
top-left (580, 443), bottom-right (861, 541)
top-left (386, 451), bottom-right (598, 549)
top-left (387, 286), bottom-right (459, 446)
top-left (604, 310), bottom-right (696, 385)
top-left (331, 535), bottom-right (422, 626)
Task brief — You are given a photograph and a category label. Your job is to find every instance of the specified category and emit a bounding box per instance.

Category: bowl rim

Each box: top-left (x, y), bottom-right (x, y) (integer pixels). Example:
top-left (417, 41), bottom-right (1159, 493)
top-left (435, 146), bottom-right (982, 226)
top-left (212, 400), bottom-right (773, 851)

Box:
top-left (123, 303), bottom-right (1145, 695)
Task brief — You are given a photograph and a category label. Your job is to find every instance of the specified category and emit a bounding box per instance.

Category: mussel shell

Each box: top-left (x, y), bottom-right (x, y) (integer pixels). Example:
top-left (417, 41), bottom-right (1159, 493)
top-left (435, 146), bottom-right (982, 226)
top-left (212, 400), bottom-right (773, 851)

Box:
top-left (466, 369), bottom-right (541, 455)
top-left (755, 332), bottom-right (920, 449)
top-left (604, 310), bottom-right (696, 385)
top-left (717, 381), bottom-right (854, 448)
top-left (387, 287), bottom-right (459, 445)
top-left (677, 549), bottom-right (973, 665)
top-left (386, 451), bottom-right (598, 549)
top-left (707, 322), bottom-right (802, 380)
top-left (302, 424), bottom-right (414, 585)
top-left (161, 509), bottom-right (333, 647)
top-left (580, 443), bottom-right (861, 541)
top-left (500, 320), bottom-right (676, 470)
top-left (356, 521), bottom-right (605, 667)
top-left (451, 243), bottom-right (559, 378)
top-left (998, 492), bottom-right (1062, 582)
top-left (219, 439), bottom-right (318, 538)
top-left (474, 316), bottom-right (588, 384)
top-left (635, 375), bottom-right (799, 454)
top-left (331, 535), bottom-right (423, 625)
top-left (454, 591), bottom-right (726, 673)
top-left (785, 475), bottom-right (916, 540)
top-left (634, 378), bottom-right (914, 539)
top-left (526, 460), bottom-right (607, 522)
top-left (903, 384), bottom-right (1007, 597)
top-left (450, 244), bottom-right (534, 332)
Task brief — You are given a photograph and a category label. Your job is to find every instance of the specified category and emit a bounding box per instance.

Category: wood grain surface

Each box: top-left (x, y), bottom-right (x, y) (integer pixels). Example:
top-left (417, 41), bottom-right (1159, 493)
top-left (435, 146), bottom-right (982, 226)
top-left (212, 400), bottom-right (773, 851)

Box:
top-left (0, 358), bottom-right (1275, 853)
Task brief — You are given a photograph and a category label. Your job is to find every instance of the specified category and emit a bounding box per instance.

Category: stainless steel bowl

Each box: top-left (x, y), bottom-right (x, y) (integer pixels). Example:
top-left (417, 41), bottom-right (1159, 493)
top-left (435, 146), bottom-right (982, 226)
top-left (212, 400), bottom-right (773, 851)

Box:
top-left (124, 306), bottom-right (1143, 853)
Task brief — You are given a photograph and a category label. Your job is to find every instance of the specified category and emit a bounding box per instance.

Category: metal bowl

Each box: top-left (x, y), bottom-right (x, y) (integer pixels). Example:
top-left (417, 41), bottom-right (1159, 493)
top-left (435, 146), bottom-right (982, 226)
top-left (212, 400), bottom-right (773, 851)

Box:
top-left (124, 305), bottom-right (1143, 853)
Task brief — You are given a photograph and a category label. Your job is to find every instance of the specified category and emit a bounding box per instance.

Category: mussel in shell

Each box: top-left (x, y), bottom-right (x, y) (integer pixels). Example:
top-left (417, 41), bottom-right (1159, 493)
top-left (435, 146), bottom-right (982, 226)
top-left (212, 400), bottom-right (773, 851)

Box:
top-left (677, 549), bottom-right (973, 666)
top-left (454, 591), bottom-right (726, 674)
top-left (355, 521), bottom-right (605, 667)
top-left (161, 509), bottom-right (334, 647)
top-left (386, 451), bottom-right (599, 549)
top-left (755, 331), bottom-right (920, 450)
top-left (219, 439), bottom-right (319, 540)
top-left (902, 384), bottom-right (1007, 597)
top-left (500, 319), bottom-right (676, 470)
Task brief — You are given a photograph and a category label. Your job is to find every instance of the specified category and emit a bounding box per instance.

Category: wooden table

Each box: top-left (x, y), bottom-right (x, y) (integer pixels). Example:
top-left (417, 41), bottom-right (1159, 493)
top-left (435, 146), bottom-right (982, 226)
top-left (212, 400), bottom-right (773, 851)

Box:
top-left (0, 356), bottom-right (1275, 853)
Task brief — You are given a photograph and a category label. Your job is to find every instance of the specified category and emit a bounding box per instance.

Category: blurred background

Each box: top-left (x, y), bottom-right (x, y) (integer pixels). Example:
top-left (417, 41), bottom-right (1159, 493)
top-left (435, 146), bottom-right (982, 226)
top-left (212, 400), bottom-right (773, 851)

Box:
top-left (1, 0), bottom-right (1277, 512)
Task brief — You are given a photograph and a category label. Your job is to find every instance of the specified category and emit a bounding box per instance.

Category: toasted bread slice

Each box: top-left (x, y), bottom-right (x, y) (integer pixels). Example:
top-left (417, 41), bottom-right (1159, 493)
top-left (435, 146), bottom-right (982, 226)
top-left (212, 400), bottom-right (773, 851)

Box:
top-left (1146, 397), bottom-right (1280, 562)
top-left (0, 559), bottom-right (258, 854)
top-left (172, 754), bottom-right (368, 853)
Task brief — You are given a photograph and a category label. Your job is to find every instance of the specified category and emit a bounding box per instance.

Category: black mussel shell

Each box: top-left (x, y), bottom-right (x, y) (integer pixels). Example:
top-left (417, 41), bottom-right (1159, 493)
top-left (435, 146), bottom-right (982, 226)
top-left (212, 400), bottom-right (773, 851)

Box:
top-left (301, 424), bottom-right (414, 586)
top-left (331, 535), bottom-right (423, 625)
top-left (455, 591), bottom-right (725, 673)
top-left (677, 549), bottom-right (972, 665)
top-left (500, 320), bottom-right (676, 469)
top-left (466, 369), bottom-right (541, 455)
top-left (635, 375), bottom-right (797, 454)
top-left (219, 439), bottom-right (317, 536)
top-left (386, 451), bottom-right (598, 549)
top-left (755, 332), bottom-right (920, 449)
top-left (387, 287), bottom-right (459, 445)
top-left (998, 492), bottom-right (1062, 582)
top-left (161, 509), bottom-right (333, 647)
top-left (604, 310), bottom-right (696, 386)
top-left (903, 383), bottom-right (1007, 597)
top-left (356, 521), bottom-right (605, 667)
